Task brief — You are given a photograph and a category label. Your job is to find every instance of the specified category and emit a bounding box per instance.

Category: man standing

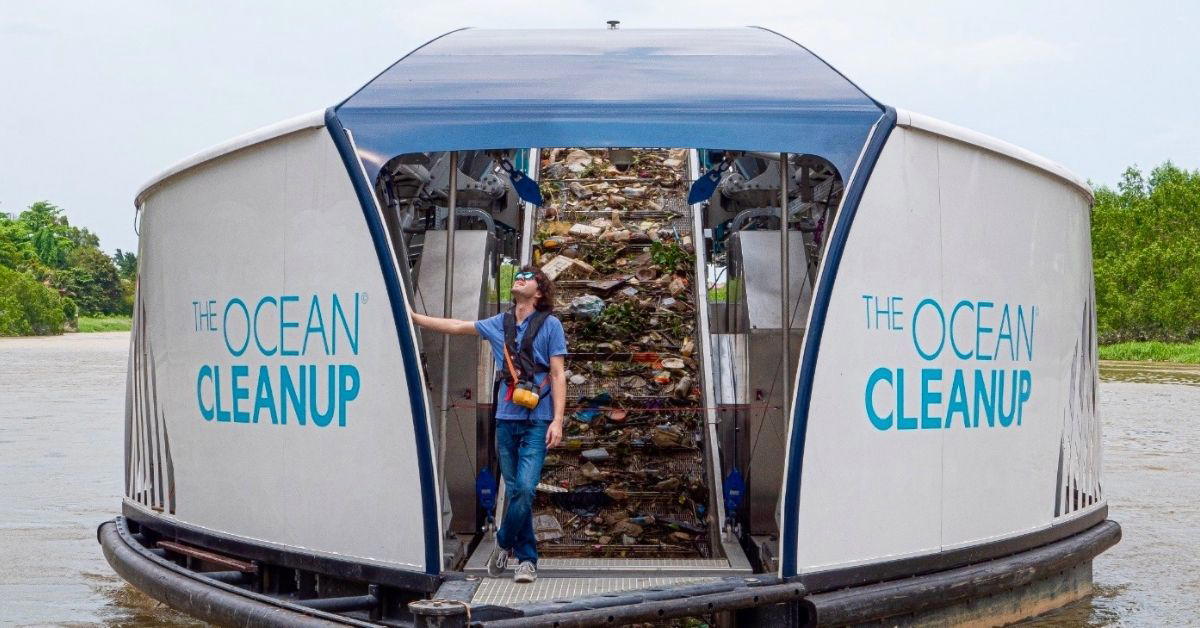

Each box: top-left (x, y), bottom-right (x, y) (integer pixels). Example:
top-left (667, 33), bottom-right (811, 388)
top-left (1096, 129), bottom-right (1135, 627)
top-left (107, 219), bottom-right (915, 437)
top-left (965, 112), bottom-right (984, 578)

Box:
top-left (410, 265), bottom-right (567, 584)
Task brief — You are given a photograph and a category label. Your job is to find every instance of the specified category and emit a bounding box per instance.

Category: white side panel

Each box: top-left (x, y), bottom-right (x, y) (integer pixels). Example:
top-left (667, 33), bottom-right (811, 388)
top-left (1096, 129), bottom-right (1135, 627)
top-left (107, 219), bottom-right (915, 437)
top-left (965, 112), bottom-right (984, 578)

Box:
top-left (134, 110), bottom-right (326, 206)
top-left (935, 136), bottom-right (1096, 547)
top-left (128, 126), bottom-right (431, 570)
top-left (897, 109), bottom-right (1093, 202)
top-left (793, 125), bottom-right (1101, 572)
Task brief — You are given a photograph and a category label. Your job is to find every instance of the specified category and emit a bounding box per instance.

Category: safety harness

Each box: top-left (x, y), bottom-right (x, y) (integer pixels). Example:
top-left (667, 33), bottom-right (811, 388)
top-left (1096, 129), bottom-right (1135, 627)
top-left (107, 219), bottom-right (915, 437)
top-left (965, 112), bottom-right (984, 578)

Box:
top-left (499, 308), bottom-right (551, 410)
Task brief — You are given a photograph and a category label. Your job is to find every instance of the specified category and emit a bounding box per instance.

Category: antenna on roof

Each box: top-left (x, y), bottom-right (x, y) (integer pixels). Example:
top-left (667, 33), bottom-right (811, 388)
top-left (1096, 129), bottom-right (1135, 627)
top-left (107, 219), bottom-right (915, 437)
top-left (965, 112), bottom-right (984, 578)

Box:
top-left (607, 20), bottom-right (620, 30)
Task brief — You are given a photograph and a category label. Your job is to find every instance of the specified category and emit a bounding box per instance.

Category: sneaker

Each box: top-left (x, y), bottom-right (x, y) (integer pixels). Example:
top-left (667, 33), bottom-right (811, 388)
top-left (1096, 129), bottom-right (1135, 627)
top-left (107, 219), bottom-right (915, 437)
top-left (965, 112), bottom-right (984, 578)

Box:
top-left (486, 546), bottom-right (509, 577)
top-left (513, 560), bottom-right (537, 583)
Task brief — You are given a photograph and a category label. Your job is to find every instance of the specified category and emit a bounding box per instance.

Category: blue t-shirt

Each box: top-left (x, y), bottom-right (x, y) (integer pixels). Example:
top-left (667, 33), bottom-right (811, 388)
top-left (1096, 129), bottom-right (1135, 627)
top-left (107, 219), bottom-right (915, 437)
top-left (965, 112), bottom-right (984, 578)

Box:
top-left (475, 311), bottom-right (569, 421)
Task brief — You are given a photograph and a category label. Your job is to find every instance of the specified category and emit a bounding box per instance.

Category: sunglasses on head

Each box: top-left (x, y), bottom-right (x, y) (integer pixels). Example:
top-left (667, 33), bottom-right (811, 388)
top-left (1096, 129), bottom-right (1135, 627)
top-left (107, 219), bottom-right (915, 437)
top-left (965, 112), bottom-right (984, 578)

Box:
top-left (513, 271), bottom-right (537, 281)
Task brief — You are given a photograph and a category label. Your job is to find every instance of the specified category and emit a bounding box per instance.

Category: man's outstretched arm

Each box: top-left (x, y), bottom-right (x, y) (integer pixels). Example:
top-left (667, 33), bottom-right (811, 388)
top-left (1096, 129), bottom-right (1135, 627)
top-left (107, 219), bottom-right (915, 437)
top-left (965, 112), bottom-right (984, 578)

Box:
top-left (409, 310), bottom-right (479, 335)
top-left (546, 354), bottom-right (566, 448)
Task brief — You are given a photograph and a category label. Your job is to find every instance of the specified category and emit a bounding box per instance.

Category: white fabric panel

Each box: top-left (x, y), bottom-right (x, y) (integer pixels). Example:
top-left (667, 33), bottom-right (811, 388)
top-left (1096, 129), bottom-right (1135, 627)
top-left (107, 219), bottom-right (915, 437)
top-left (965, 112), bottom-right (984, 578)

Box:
top-left (793, 127), bottom-right (944, 570)
top-left (792, 125), bottom-right (1100, 572)
top-left (134, 126), bottom-right (430, 570)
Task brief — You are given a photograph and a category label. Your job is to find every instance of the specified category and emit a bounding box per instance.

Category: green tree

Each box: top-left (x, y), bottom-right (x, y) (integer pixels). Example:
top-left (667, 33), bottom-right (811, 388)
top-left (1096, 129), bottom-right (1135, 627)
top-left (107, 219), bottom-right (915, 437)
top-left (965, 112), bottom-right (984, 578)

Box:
top-left (66, 225), bottom-right (100, 250)
top-left (1092, 162), bottom-right (1200, 342)
top-left (54, 246), bottom-right (125, 315)
top-left (19, 201), bottom-right (74, 269)
top-left (0, 216), bottom-right (37, 270)
top-left (113, 248), bottom-right (137, 279)
top-left (119, 277), bottom-right (135, 315)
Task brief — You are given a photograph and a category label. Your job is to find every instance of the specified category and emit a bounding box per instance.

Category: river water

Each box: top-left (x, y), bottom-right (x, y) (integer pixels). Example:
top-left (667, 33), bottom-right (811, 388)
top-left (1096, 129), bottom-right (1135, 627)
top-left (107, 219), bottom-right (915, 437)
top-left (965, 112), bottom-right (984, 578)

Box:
top-left (0, 333), bottom-right (1196, 626)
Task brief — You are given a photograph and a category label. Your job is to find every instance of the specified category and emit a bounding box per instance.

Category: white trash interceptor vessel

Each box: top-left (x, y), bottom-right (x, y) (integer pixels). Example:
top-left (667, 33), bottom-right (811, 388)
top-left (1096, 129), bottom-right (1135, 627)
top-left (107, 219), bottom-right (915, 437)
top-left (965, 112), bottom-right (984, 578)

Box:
top-left (99, 27), bottom-right (1119, 626)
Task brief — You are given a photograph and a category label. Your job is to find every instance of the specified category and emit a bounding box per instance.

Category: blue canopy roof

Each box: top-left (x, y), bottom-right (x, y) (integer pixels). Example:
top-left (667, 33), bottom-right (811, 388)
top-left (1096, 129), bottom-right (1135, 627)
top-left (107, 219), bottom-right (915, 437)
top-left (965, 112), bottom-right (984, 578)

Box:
top-left (335, 27), bottom-right (885, 182)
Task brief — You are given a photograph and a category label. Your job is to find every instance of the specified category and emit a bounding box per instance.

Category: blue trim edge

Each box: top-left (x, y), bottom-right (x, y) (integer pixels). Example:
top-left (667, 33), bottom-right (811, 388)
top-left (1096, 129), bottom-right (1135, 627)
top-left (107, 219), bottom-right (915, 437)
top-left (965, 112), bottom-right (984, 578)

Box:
top-left (780, 106), bottom-right (898, 577)
top-left (324, 108), bottom-right (441, 575)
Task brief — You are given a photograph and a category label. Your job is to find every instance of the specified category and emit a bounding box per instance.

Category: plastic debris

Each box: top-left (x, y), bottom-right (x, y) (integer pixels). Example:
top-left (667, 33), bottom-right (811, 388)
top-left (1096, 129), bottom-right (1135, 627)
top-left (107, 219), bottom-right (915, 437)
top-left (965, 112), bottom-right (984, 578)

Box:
top-left (587, 278), bottom-right (627, 294)
top-left (668, 275), bottom-right (688, 296)
top-left (673, 375), bottom-right (695, 400)
top-left (551, 484), bottom-right (613, 515)
top-left (530, 148), bottom-right (710, 559)
top-left (619, 375), bottom-right (648, 389)
top-left (564, 149), bottom-right (594, 173)
top-left (580, 461), bottom-right (604, 482)
top-left (651, 425), bottom-right (687, 448)
top-left (604, 487), bottom-right (628, 501)
top-left (533, 514), bottom-right (565, 541)
top-left (610, 520), bottom-right (643, 537)
top-left (569, 223), bottom-right (603, 238)
top-left (635, 267), bottom-right (658, 282)
top-left (570, 294), bottom-right (606, 318)
top-left (653, 477), bottom-right (681, 491)
top-left (573, 406), bottom-right (601, 423)
top-left (581, 448), bottom-right (610, 462)
top-left (542, 255), bottom-right (597, 281)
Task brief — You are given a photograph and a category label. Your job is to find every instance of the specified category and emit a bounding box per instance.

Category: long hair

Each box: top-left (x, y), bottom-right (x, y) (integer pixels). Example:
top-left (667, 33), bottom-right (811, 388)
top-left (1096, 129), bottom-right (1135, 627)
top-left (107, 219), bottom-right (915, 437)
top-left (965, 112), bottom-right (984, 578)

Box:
top-left (519, 264), bottom-right (555, 312)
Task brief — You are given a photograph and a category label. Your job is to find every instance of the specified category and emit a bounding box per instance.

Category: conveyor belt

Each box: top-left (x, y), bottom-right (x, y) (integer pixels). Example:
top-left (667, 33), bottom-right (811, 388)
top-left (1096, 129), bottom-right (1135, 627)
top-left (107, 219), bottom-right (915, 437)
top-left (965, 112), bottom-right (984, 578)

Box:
top-left (534, 149), bottom-right (710, 560)
top-left (464, 148), bottom-right (752, 579)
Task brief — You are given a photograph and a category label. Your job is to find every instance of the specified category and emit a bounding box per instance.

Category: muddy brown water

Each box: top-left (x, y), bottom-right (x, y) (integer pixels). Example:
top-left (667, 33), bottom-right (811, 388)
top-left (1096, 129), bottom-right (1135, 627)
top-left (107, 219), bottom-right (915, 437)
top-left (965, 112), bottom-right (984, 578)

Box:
top-left (1, 332), bottom-right (1195, 626)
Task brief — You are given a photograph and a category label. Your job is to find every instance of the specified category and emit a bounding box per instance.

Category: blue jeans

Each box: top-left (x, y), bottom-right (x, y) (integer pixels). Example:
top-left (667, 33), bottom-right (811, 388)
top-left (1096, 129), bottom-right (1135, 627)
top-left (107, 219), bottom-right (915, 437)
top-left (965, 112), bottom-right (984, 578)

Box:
top-left (495, 419), bottom-right (549, 564)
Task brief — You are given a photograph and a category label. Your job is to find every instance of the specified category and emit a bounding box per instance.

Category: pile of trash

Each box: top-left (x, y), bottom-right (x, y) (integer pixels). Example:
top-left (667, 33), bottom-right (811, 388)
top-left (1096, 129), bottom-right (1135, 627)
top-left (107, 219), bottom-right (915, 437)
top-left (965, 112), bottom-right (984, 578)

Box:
top-left (531, 149), bottom-right (711, 558)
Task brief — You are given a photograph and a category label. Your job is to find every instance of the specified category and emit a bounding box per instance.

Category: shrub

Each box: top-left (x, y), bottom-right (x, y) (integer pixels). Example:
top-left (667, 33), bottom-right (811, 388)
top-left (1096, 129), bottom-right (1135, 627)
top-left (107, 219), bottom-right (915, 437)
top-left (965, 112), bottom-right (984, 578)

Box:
top-left (62, 297), bottom-right (78, 324)
top-left (0, 265), bottom-right (67, 335)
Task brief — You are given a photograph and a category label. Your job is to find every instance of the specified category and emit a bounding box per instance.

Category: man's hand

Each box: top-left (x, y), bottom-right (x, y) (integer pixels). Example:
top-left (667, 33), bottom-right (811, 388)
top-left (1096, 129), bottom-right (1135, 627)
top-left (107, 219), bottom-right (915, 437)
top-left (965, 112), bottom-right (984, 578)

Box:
top-left (546, 419), bottom-right (563, 448)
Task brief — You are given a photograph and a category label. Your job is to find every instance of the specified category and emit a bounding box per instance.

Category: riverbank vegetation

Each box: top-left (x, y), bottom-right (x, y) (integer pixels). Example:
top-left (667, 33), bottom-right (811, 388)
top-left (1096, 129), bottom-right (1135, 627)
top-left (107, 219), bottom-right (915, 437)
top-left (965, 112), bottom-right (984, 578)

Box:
top-left (1091, 163), bottom-right (1200, 363)
top-left (1099, 340), bottom-right (1200, 364)
top-left (0, 202), bottom-right (135, 336)
top-left (77, 315), bottom-right (133, 333)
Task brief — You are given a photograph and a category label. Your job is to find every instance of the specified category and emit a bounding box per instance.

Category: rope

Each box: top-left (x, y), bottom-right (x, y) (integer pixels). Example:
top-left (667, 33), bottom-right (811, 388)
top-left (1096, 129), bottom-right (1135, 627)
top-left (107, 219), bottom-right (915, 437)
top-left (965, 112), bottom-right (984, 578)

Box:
top-left (450, 406), bottom-right (476, 471)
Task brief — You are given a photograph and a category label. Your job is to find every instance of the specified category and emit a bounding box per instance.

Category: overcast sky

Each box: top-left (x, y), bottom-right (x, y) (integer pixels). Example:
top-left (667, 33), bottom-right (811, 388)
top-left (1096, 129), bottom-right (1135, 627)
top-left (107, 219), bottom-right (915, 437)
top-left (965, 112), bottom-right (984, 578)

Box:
top-left (1, 1), bottom-right (1194, 253)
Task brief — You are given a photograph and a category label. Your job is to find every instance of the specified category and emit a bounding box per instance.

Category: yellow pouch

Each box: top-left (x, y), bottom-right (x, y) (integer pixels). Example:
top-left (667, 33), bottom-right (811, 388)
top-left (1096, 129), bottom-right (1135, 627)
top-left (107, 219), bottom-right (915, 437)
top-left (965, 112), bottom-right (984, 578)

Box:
top-left (512, 387), bottom-right (540, 409)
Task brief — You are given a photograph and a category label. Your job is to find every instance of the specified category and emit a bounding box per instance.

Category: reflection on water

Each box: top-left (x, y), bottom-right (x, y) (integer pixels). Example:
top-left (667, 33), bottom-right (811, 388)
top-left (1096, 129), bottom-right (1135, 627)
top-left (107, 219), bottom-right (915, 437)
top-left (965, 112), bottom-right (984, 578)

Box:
top-left (1099, 361), bottom-right (1200, 387)
top-left (2, 335), bottom-right (1197, 626)
top-left (85, 571), bottom-right (205, 627)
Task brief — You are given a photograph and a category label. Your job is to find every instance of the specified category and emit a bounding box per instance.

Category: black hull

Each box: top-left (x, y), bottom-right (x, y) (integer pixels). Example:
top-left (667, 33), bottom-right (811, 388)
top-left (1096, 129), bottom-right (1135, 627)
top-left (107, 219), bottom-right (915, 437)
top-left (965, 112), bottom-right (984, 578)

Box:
top-left (99, 515), bottom-right (1120, 627)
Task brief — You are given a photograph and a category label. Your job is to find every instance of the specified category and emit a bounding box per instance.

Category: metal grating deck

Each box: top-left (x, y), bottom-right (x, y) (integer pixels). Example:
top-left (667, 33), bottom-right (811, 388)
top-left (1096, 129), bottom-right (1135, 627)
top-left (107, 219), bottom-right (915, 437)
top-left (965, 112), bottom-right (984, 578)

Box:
top-left (471, 576), bottom-right (717, 606)
top-left (463, 537), bottom-right (749, 577)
